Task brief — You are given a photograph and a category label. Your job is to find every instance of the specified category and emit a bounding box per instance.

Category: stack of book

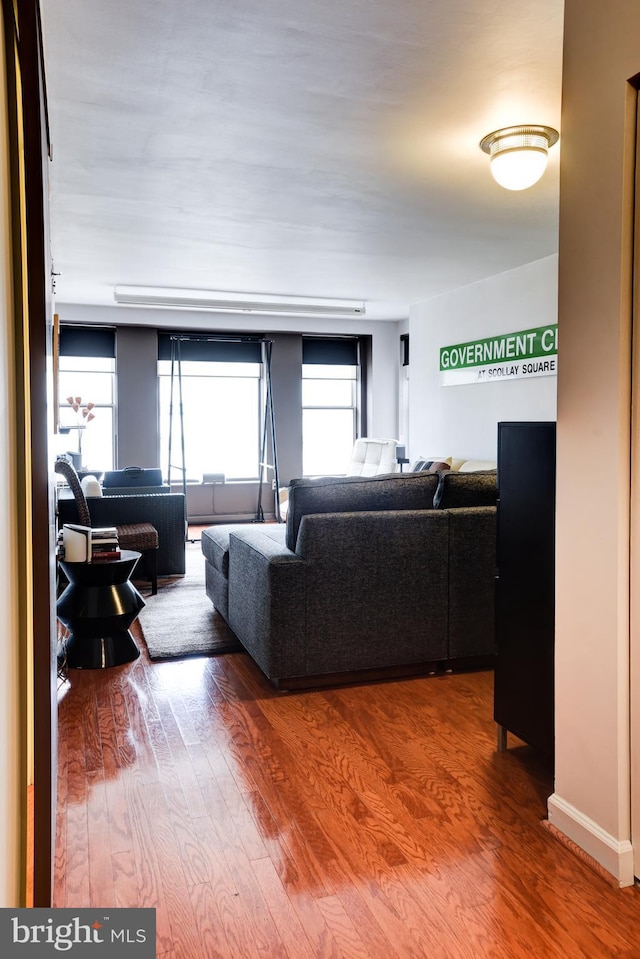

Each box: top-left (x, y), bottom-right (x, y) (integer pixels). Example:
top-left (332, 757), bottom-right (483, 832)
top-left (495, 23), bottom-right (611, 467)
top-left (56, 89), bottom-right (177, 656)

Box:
top-left (91, 527), bottom-right (120, 562)
top-left (61, 524), bottom-right (121, 562)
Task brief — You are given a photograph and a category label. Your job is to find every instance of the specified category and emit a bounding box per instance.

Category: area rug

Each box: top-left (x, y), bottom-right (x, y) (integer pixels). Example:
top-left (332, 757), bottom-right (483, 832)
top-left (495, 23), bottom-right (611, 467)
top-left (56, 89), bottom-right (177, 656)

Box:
top-left (136, 543), bottom-right (243, 660)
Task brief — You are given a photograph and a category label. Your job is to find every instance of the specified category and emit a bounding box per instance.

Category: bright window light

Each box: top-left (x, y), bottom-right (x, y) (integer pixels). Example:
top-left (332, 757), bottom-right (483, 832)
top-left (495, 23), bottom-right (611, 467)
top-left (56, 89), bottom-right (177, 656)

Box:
top-left (302, 364), bottom-right (357, 475)
top-left (158, 360), bottom-right (261, 481)
top-left (54, 355), bottom-right (115, 471)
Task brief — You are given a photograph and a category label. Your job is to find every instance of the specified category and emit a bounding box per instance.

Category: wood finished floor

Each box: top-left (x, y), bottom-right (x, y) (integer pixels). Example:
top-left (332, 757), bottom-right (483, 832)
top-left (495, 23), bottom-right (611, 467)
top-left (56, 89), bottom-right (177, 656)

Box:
top-left (54, 635), bottom-right (640, 958)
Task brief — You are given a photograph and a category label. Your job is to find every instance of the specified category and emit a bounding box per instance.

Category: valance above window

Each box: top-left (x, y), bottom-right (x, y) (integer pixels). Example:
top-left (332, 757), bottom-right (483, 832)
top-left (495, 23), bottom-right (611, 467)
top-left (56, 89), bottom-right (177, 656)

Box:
top-left (59, 326), bottom-right (116, 358)
top-left (302, 337), bottom-right (359, 366)
top-left (157, 332), bottom-right (263, 363)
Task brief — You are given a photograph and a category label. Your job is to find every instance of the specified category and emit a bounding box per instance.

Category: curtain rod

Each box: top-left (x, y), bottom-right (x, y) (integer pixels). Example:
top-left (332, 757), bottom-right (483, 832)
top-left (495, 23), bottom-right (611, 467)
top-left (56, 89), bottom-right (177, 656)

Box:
top-left (167, 334), bottom-right (272, 344)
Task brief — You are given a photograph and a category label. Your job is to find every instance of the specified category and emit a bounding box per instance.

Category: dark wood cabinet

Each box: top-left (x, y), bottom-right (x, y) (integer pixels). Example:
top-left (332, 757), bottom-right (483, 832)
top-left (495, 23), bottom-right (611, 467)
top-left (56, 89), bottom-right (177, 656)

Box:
top-left (494, 421), bottom-right (556, 757)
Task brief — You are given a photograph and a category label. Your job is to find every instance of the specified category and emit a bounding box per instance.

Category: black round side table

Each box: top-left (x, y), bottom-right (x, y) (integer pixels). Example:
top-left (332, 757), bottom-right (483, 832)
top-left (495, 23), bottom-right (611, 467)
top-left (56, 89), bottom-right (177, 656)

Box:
top-left (57, 549), bottom-right (146, 669)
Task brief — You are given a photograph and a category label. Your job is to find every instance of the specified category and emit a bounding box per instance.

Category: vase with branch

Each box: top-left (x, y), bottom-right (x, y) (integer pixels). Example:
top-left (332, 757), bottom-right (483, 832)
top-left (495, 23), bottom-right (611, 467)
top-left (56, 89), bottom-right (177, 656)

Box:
top-left (63, 395), bottom-right (95, 468)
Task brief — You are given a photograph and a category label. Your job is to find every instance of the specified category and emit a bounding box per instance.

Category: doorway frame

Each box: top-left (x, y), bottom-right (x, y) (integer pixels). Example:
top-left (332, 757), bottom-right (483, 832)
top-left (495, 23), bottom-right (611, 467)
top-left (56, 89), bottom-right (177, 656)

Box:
top-left (628, 73), bottom-right (640, 882)
top-left (3, 0), bottom-right (57, 906)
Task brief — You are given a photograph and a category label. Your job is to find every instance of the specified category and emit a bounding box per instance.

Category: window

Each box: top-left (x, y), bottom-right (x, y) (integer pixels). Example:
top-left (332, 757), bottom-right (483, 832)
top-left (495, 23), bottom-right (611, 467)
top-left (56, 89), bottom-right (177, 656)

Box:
top-left (302, 338), bottom-right (360, 476)
top-left (157, 334), bottom-right (263, 482)
top-left (53, 327), bottom-right (116, 471)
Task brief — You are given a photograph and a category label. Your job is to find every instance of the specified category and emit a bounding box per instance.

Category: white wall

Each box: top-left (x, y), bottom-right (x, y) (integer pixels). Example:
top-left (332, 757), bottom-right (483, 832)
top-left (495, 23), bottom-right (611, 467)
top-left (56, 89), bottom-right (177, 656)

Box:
top-left (408, 255), bottom-right (558, 462)
top-left (369, 321), bottom-right (401, 440)
top-left (550, 0), bottom-right (640, 886)
top-left (0, 16), bottom-right (22, 905)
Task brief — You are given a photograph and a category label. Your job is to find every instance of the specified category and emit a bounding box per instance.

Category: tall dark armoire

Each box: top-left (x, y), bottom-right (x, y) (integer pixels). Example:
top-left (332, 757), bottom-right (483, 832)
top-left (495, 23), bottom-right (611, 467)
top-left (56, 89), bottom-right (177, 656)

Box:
top-left (494, 421), bottom-right (556, 759)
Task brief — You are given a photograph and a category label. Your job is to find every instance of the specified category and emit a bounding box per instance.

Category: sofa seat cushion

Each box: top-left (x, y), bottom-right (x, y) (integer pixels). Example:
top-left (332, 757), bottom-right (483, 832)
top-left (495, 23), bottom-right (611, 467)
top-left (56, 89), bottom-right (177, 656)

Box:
top-left (117, 522), bottom-right (159, 551)
top-left (285, 471), bottom-right (439, 551)
top-left (202, 525), bottom-right (247, 577)
top-left (202, 523), bottom-right (287, 577)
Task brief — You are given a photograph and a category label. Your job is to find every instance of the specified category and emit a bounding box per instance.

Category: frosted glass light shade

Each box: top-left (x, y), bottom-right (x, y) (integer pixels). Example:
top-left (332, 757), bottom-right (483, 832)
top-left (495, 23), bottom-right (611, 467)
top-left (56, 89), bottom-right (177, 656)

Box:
top-left (480, 125), bottom-right (559, 192)
top-left (490, 148), bottom-right (548, 190)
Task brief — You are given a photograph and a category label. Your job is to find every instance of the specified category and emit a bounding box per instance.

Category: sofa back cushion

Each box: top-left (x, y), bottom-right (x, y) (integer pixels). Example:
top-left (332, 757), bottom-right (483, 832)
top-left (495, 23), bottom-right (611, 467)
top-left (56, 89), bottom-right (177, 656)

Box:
top-left (285, 471), bottom-right (439, 551)
top-left (295, 509), bottom-right (450, 672)
top-left (433, 469), bottom-right (497, 510)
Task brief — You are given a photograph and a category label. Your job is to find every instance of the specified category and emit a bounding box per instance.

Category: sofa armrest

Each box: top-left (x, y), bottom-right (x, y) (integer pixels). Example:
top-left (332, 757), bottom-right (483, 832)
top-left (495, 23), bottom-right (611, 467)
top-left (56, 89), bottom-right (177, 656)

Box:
top-left (227, 528), bottom-right (307, 679)
top-left (447, 506), bottom-right (497, 659)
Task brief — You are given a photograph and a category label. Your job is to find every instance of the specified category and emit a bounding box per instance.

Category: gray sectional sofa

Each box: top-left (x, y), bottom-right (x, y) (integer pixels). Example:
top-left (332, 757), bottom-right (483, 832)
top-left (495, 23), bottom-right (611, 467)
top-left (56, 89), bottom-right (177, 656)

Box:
top-left (201, 469), bottom-right (497, 689)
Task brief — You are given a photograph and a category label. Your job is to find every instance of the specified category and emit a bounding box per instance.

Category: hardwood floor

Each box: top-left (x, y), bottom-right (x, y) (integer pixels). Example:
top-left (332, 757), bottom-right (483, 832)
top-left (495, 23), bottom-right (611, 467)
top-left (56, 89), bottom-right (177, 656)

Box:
top-left (54, 633), bottom-right (640, 957)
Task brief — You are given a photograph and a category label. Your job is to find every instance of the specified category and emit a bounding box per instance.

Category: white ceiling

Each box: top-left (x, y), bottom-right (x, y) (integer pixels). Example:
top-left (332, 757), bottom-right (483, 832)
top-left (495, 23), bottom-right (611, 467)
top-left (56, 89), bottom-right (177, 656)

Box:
top-left (40, 0), bottom-right (564, 322)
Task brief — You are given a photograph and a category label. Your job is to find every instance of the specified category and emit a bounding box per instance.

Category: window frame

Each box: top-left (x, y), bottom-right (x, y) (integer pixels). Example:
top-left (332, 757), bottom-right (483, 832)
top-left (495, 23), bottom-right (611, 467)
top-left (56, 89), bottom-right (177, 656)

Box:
top-left (54, 324), bottom-right (118, 471)
top-left (156, 355), bottom-right (264, 483)
top-left (301, 338), bottom-right (362, 476)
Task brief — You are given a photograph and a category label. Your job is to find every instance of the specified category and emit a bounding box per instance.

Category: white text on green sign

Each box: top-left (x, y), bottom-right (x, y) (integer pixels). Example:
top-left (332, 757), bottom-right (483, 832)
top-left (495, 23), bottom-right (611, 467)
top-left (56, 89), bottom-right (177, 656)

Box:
top-left (440, 324), bottom-right (557, 371)
top-left (439, 324), bottom-right (558, 386)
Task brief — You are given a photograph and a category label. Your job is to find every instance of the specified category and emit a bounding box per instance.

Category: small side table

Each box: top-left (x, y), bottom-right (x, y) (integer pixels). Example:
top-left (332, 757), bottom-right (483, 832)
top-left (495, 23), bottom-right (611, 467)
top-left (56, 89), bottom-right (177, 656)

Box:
top-left (56, 550), bottom-right (145, 669)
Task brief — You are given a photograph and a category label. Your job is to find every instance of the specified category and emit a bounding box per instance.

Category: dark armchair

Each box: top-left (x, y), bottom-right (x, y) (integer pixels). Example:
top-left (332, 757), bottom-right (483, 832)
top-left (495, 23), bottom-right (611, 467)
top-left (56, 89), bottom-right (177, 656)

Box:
top-left (56, 459), bottom-right (187, 580)
top-left (54, 457), bottom-right (160, 593)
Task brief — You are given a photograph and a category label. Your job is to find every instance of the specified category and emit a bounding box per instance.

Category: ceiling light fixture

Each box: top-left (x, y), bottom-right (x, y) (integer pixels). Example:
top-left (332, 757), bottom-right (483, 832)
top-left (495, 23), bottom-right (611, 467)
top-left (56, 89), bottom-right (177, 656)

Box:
top-left (113, 286), bottom-right (366, 317)
top-left (480, 125), bottom-right (559, 191)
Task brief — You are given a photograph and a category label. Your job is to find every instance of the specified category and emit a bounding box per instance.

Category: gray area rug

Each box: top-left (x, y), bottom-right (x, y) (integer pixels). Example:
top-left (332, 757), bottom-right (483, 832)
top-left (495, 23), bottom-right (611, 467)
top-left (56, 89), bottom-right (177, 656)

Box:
top-left (136, 543), bottom-right (243, 660)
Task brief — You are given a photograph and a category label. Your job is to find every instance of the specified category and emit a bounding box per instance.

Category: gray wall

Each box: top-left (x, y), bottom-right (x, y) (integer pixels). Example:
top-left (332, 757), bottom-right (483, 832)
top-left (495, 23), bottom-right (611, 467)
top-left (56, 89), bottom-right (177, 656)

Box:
top-left (270, 332), bottom-right (303, 486)
top-left (113, 325), bottom-right (366, 522)
top-left (58, 301), bottom-right (401, 439)
top-left (116, 326), bottom-right (159, 468)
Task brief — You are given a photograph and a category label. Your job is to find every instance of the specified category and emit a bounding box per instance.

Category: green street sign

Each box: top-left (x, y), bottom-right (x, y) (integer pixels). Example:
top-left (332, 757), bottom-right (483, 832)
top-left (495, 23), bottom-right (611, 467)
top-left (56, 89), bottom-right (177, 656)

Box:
top-left (440, 324), bottom-right (558, 386)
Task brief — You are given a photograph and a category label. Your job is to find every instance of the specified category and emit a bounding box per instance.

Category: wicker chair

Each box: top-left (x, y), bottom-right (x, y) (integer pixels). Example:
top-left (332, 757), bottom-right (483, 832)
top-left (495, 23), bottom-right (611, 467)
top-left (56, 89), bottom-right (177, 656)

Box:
top-left (54, 457), bottom-right (159, 594)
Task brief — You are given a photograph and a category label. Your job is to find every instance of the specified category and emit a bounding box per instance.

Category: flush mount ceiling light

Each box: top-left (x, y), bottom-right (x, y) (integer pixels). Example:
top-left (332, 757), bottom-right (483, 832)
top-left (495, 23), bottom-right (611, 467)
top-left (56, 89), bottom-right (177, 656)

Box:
top-left (113, 286), bottom-right (366, 317)
top-left (480, 125), bottom-right (559, 191)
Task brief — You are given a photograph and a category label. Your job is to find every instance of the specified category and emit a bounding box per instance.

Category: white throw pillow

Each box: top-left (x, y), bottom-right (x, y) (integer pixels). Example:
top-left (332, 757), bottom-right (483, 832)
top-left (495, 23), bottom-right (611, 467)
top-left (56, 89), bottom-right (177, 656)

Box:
top-left (80, 474), bottom-right (103, 497)
top-left (458, 459), bottom-right (497, 472)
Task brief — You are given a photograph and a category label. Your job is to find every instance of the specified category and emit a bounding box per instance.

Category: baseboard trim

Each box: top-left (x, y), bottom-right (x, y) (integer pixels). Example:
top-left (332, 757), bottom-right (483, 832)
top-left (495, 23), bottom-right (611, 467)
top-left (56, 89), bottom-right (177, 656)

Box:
top-left (188, 512), bottom-right (278, 524)
top-left (547, 793), bottom-right (635, 887)
top-left (541, 820), bottom-right (621, 887)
